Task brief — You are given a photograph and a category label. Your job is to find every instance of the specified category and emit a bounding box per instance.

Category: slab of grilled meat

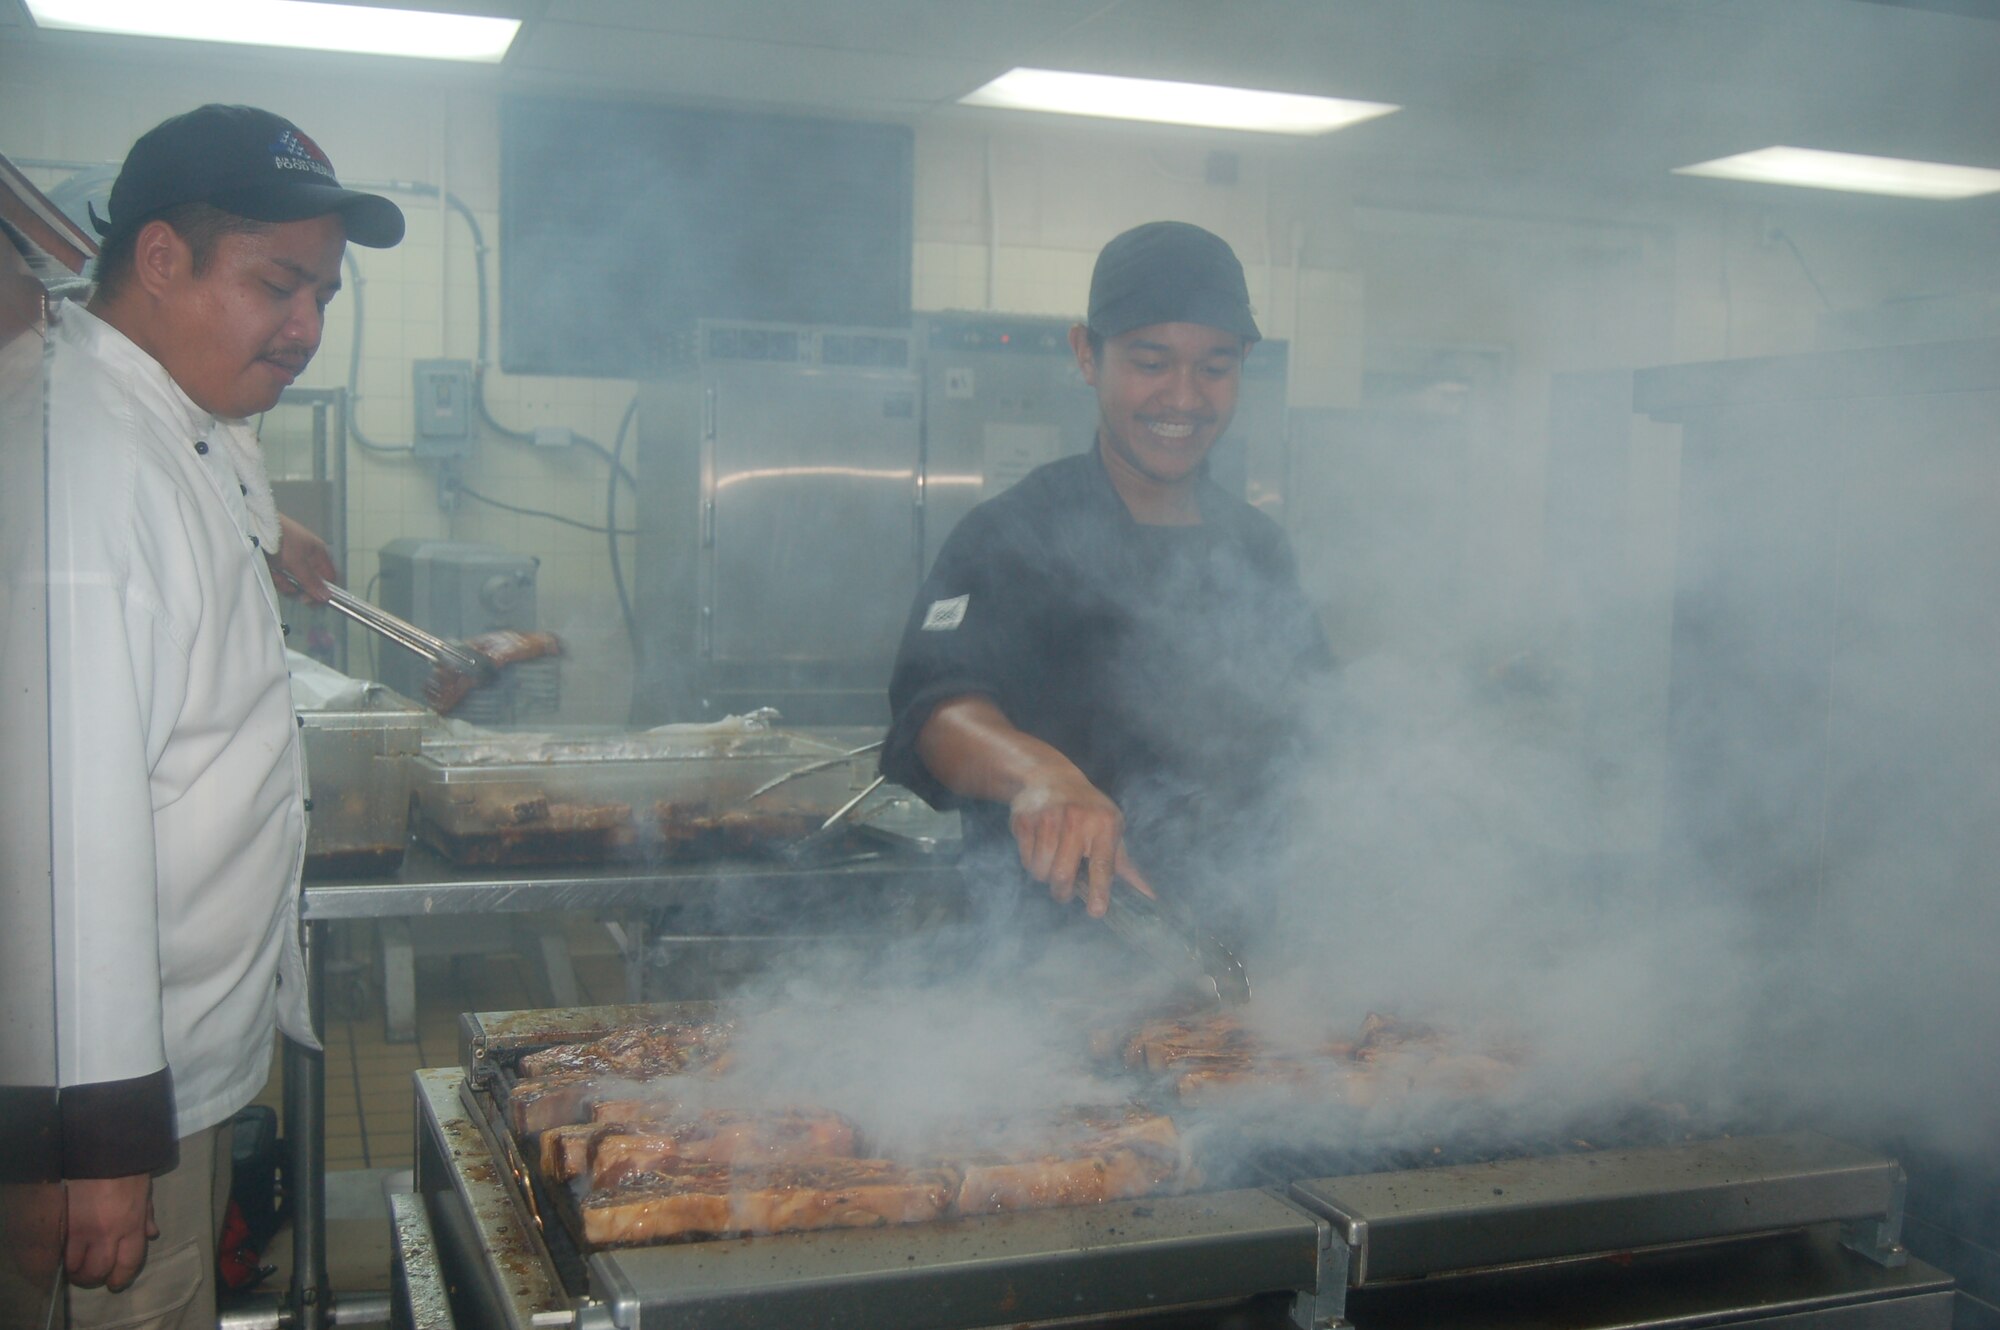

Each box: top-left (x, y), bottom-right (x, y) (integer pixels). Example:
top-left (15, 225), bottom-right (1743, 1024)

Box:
top-left (1110, 1010), bottom-right (1515, 1107)
top-left (509, 1022), bottom-right (733, 1135)
top-left (578, 1158), bottom-right (958, 1246)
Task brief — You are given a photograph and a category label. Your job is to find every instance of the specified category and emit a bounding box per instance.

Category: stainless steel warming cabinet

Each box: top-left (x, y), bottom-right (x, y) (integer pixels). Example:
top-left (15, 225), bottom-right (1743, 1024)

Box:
top-left (631, 321), bottom-right (923, 726)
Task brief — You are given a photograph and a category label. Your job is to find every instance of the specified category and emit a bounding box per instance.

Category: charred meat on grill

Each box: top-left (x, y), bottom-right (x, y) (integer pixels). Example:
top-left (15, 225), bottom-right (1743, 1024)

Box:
top-left (509, 1023), bottom-right (733, 1135)
top-left (517, 1021), bottom-right (732, 1079)
top-left (1104, 1009), bottom-right (1516, 1105)
top-left (510, 1072), bottom-right (609, 1137)
top-left (950, 1146), bottom-right (1179, 1214)
top-left (588, 1109), bottom-right (860, 1188)
top-left (578, 1158), bottom-right (958, 1246)
top-left (896, 1102), bottom-right (1190, 1215)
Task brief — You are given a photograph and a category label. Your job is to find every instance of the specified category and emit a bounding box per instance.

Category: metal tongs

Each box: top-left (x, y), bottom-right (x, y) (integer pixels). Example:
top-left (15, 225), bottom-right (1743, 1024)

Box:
top-left (736, 740), bottom-right (890, 865)
top-left (730, 739), bottom-right (885, 811)
top-left (1102, 880), bottom-right (1252, 1007)
top-left (293, 577), bottom-right (497, 685)
top-left (779, 773), bottom-right (890, 865)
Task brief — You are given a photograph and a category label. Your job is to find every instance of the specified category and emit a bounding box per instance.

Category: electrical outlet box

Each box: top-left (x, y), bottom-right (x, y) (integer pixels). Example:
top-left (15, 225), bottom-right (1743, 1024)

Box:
top-left (413, 359), bottom-right (474, 457)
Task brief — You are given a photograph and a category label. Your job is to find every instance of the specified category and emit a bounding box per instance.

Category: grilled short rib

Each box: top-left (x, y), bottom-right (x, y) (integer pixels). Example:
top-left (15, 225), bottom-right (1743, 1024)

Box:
top-left (903, 1102), bottom-right (1188, 1215)
top-left (590, 1109), bottom-right (860, 1187)
top-left (517, 1021), bottom-right (732, 1079)
top-left (508, 1022), bottom-right (733, 1135)
top-left (578, 1158), bottom-right (957, 1246)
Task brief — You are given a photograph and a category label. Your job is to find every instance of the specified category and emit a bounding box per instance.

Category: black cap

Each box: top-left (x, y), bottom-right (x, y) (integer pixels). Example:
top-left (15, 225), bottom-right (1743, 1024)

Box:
top-left (1087, 221), bottom-right (1260, 344)
top-left (95, 104), bottom-right (403, 249)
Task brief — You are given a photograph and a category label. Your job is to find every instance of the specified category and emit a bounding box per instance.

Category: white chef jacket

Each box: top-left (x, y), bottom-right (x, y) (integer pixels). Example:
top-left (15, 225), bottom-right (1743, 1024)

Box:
top-left (45, 302), bottom-right (316, 1158)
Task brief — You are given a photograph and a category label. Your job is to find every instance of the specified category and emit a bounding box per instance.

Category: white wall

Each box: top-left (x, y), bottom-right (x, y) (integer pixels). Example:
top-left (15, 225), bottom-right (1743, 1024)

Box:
top-left (5, 39), bottom-right (1989, 732)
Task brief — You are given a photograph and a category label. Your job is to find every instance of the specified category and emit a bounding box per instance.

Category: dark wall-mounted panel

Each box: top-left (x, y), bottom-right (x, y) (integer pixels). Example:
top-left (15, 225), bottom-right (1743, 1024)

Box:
top-left (500, 97), bottom-right (913, 379)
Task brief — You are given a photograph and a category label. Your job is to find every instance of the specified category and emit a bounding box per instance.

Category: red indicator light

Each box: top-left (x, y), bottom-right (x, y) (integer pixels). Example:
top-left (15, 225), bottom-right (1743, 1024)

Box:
top-left (1000, 333), bottom-right (1011, 343)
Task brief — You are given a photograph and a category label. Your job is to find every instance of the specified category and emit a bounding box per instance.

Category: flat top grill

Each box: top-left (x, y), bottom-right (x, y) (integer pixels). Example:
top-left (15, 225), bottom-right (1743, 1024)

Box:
top-left (410, 1004), bottom-right (1953, 1330)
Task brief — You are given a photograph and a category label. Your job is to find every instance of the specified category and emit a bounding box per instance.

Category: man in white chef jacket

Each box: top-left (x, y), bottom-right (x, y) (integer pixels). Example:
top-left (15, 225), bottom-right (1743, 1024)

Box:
top-left (45, 104), bottom-right (402, 1328)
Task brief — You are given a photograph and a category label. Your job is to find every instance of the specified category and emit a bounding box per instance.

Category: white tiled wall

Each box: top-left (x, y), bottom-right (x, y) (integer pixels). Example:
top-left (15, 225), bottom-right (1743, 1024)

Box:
top-left (0, 48), bottom-right (1367, 723)
top-left (8, 37), bottom-right (1965, 726)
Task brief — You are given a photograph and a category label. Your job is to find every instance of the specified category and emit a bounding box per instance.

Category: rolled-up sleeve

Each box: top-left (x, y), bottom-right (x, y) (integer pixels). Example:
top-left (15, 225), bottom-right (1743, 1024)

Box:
top-left (882, 510), bottom-right (1041, 808)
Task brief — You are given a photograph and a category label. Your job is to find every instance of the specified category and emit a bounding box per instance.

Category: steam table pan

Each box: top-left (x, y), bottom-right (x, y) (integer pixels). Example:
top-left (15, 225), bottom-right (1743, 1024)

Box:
top-left (411, 727), bottom-right (881, 867)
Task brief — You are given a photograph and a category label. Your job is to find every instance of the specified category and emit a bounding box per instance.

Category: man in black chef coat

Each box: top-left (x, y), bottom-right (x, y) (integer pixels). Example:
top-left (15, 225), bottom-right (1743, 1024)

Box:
top-left (881, 221), bottom-right (1331, 950)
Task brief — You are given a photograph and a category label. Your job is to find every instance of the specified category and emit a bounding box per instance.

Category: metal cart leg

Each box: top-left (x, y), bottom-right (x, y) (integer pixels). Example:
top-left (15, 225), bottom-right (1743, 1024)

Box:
top-left (598, 916), bottom-right (649, 1003)
top-left (286, 918), bottom-right (330, 1330)
top-left (514, 916), bottom-right (580, 1008)
top-left (380, 918), bottom-right (417, 1043)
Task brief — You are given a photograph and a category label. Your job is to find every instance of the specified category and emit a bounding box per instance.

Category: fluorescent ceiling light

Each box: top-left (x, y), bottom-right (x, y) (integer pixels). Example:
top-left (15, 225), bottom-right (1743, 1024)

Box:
top-left (1673, 146), bottom-right (2000, 200)
top-left (25, 0), bottom-right (520, 62)
top-left (960, 67), bottom-right (1397, 137)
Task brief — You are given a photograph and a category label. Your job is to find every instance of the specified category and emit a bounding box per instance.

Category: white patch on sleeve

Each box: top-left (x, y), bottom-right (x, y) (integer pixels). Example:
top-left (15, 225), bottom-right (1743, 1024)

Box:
top-left (922, 594), bottom-right (969, 631)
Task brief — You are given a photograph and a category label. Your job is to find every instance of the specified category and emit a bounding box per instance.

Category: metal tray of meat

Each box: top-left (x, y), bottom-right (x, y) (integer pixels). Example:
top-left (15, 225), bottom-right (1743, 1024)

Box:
top-left (299, 684), bottom-right (428, 877)
top-left (411, 726), bottom-right (881, 867)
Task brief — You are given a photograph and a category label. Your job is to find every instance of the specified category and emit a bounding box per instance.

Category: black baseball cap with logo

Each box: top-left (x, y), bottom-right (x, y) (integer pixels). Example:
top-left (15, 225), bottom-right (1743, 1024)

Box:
top-left (1087, 220), bottom-right (1260, 344)
top-left (93, 104), bottom-right (404, 249)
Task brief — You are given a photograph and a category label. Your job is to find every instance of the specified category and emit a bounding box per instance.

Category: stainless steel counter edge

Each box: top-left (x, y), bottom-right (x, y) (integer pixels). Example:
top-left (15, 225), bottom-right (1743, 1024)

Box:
top-left (389, 1191), bottom-right (459, 1330)
top-left (1288, 1129), bottom-right (1904, 1285)
top-left (580, 1186), bottom-right (1326, 1330)
top-left (304, 851), bottom-right (962, 919)
top-left (413, 1068), bottom-right (578, 1330)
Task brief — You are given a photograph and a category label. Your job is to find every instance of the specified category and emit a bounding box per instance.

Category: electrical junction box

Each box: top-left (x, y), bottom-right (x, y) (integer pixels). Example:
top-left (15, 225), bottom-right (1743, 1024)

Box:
top-left (412, 359), bottom-right (474, 458)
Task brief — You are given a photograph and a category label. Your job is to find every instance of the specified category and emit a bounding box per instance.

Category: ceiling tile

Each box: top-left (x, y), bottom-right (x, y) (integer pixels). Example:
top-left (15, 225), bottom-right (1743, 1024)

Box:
top-left (509, 21), bottom-right (996, 112)
top-left (537, 0), bottom-right (1107, 60)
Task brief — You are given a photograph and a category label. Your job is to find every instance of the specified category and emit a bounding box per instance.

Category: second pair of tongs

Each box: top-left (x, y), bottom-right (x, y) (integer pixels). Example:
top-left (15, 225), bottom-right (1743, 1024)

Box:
top-left (1102, 880), bottom-right (1252, 1007)
top-left (299, 578), bottom-right (498, 685)
top-left (779, 773), bottom-right (890, 865)
top-left (730, 739), bottom-right (885, 811)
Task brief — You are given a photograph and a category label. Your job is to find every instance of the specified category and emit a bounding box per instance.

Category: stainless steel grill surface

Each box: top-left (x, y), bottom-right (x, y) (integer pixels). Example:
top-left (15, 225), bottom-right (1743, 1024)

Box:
top-left (408, 1004), bottom-right (1954, 1330)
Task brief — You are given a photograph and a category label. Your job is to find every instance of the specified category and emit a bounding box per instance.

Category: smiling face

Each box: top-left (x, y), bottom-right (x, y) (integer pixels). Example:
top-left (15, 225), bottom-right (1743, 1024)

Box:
top-left (141, 213), bottom-right (347, 419)
top-left (1074, 321), bottom-right (1246, 492)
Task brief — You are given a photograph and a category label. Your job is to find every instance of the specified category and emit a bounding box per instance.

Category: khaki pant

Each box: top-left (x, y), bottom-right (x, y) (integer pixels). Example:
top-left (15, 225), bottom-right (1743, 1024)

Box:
top-left (67, 1124), bottom-right (232, 1330)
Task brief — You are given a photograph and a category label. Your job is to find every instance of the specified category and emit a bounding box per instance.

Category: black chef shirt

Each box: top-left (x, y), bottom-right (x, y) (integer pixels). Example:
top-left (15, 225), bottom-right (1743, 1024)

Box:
top-left (882, 450), bottom-right (1332, 946)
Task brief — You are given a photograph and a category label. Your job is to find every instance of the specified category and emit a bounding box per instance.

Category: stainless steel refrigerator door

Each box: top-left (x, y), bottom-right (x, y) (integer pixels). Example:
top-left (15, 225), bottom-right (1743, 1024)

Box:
top-left (702, 363), bottom-right (922, 666)
top-left (918, 318), bottom-right (1095, 575)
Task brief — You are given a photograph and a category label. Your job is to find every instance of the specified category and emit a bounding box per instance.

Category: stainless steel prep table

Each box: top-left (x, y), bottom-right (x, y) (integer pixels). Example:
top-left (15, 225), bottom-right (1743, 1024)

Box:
top-left (303, 843), bottom-right (962, 920)
top-left (282, 848), bottom-right (965, 1330)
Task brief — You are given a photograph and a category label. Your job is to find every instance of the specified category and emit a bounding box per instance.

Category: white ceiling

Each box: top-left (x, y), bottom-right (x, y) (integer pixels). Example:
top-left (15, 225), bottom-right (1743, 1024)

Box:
top-left (7, 0), bottom-right (2000, 204)
top-left (498, 0), bottom-right (2000, 186)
